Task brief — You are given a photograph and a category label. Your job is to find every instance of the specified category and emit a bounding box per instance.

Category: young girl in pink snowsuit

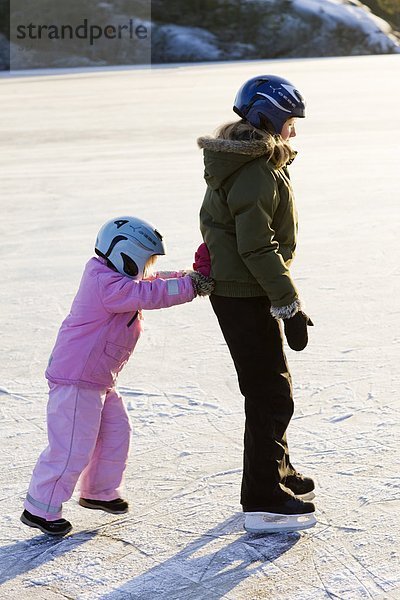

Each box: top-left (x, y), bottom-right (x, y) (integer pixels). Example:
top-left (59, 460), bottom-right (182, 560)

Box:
top-left (21, 216), bottom-right (214, 536)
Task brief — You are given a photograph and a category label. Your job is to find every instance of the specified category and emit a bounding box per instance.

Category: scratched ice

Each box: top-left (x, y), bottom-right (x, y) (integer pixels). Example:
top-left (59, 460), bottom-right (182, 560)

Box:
top-left (0, 54), bottom-right (399, 599)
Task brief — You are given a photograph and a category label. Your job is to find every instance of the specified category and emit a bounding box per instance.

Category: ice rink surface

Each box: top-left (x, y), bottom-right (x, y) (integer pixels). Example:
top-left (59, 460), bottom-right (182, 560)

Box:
top-left (0, 54), bottom-right (399, 599)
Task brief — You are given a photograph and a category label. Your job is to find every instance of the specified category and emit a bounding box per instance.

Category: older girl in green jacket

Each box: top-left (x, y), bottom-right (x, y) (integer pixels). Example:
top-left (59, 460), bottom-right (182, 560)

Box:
top-left (198, 75), bottom-right (315, 534)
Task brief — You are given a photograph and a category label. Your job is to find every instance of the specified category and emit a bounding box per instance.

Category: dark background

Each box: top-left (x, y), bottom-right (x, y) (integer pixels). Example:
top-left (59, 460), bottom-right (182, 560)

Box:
top-left (1, 0), bottom-right (399, 70)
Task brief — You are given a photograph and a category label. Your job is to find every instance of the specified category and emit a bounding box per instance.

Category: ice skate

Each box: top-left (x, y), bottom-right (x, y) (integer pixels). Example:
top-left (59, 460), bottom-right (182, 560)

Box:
top-left (78, 497), bottom-right (129, 514)
top-left (244, 494), bottom-right (316, 534)
top-left (20, 510), bottom-right (72, 536)
top-left (244, 510), bottom-right (316, 533)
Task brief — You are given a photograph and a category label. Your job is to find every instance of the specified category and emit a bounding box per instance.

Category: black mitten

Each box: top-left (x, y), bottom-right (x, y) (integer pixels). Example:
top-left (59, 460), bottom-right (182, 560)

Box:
top-left (283, 311), bottom-right (314, 351)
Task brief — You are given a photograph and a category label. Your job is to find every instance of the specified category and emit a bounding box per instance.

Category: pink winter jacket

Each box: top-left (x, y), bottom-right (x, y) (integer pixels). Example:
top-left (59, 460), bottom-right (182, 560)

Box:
top-left (45, 257), bottom-right (195, 389)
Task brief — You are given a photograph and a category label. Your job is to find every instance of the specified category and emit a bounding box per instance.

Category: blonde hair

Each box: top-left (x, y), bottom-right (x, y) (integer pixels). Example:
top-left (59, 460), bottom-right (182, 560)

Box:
top-left (143, 254), bottom-right (158, 279)
top-left (215, 119), bottom-right (296, 169)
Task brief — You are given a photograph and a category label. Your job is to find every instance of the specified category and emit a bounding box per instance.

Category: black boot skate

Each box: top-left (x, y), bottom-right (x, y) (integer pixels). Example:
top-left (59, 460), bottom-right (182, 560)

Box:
top-left (20, 510), bottom-right (72, 536)
top-left (243, 488), bottom-right (316, 534)
top-left (78, 497), bottom-right (129, 514)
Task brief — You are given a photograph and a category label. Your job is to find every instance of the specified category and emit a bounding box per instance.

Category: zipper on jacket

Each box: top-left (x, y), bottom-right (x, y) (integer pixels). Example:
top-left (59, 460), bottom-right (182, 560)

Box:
top-left (127, 311), bottom-right (138, 327)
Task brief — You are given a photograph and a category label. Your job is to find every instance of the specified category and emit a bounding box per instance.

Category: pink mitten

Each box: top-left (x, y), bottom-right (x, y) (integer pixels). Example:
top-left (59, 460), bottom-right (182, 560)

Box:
top-left (193, 243), bottom-right (211, 277)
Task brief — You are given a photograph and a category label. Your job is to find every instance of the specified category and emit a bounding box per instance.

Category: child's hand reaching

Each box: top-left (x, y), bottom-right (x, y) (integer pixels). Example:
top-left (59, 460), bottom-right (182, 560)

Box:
top-left (187, 271), bottom-right (215, 297)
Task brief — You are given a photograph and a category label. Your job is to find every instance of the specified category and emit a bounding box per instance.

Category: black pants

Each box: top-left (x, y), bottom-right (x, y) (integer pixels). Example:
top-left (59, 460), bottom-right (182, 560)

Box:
top-left (210, 295), bottom-right (294, 511)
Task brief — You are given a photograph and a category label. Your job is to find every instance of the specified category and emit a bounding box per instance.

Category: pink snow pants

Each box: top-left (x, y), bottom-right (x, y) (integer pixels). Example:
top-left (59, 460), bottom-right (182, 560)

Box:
top-left (24, 383), bottom-right (132, 521)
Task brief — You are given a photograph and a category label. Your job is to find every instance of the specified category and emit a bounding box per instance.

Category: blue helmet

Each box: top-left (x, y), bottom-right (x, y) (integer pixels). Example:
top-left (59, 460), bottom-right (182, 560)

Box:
top-left (233, 75), bottom-right (306, 135)
top-left (95, 216), bottom-right (165, 279)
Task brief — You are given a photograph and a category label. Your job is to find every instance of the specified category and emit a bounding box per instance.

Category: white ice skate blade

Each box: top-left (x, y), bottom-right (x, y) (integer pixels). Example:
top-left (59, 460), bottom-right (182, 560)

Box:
top-left (296, 491), bottom-right (315, 501)
top-left (244, 511), bottom-right (317, 534)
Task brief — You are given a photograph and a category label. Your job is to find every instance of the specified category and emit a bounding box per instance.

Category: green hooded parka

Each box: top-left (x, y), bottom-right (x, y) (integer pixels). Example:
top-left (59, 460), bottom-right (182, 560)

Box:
top-left (198, 136), bottom-right (300, 310)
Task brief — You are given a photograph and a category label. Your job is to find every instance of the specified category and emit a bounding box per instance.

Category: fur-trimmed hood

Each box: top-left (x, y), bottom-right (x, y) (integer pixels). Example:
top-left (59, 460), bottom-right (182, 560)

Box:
top-left (197, 136), bottom-right (272, 157)
top-left (197, 135), bottom-right (273, 191)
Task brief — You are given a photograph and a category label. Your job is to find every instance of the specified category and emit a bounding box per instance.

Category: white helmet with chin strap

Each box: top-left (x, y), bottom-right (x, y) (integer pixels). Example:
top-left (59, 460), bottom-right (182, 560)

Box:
top-left (95, 216), bottom-right (166, 279)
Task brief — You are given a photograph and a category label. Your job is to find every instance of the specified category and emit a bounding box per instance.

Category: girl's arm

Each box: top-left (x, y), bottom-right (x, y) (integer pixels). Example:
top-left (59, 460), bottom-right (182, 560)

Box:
top-left (99, 273), bottom-right (195, 313)
top-left (145, 270), bottom-right (186, 281)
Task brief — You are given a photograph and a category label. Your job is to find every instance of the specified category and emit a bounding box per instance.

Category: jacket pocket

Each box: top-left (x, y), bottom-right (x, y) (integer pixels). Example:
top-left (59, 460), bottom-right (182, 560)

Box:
top-left (104, 341), bottom-right (130, 362)
top-left (91, 341), bottom-right (131, 380)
